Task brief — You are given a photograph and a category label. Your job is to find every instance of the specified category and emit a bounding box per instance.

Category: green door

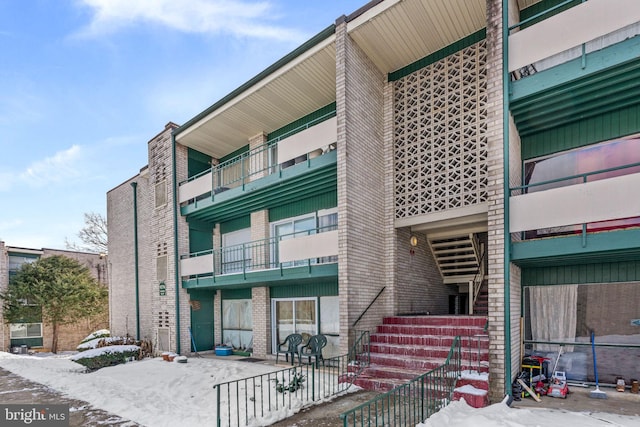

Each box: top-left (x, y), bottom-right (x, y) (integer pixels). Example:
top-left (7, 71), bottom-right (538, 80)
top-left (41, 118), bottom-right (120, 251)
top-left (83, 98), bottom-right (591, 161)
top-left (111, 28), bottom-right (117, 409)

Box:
top-left (190, 291), bottom-right (215, 351)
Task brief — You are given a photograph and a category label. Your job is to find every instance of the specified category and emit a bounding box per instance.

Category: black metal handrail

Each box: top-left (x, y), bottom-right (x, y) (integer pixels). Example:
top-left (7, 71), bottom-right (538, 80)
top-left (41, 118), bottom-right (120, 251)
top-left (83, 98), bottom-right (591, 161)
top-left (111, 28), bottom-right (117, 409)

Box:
top-left (352, 286), bottom-right (386, 328)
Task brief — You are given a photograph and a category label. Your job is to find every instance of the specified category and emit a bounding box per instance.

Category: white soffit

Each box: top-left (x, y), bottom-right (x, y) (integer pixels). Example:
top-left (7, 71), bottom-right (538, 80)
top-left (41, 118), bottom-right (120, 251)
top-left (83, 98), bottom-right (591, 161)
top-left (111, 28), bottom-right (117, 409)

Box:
top-left (176, 37), bottom-right (337, 158)
top-left (348, 0), bottom-right (486, 74)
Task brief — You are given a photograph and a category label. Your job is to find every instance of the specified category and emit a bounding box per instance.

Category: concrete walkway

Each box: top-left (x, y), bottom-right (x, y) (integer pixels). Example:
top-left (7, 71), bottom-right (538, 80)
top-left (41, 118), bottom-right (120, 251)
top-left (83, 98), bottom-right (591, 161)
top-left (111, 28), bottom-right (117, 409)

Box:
top-left (512, 383), bottom-right (640, 417)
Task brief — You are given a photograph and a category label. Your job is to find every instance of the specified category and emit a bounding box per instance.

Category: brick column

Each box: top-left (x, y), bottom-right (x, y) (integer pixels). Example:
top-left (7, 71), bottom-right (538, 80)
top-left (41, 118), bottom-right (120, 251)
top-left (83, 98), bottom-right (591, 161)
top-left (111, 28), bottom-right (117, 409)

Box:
top-left (251, 287), bottom-right (271, 357)
top-left (486, 0), bottom-right (522, 402)
top-left (486, 0), bottom-right (507, 402)
top-left (249, 132), bottom-right (268, 181)
top-left (214, 291), bottom-right (222, 346)
top-left (335, 17), bottom-right (389, 354)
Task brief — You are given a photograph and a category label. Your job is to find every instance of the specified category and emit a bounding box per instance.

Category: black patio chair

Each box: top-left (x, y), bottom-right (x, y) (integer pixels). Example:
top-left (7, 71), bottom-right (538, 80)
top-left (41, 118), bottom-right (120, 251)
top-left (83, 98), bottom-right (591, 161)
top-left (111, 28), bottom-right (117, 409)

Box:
top-left (275, 333), bottom-right (303, 365)
top-left (299, 334), bottom-right (327, 368)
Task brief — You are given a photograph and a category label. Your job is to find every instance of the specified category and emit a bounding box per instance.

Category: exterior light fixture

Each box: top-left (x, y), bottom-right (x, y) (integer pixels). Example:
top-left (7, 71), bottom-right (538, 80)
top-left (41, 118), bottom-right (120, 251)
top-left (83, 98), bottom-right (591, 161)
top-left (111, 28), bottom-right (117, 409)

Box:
top-left (410, 235), bottom-right (418, 247)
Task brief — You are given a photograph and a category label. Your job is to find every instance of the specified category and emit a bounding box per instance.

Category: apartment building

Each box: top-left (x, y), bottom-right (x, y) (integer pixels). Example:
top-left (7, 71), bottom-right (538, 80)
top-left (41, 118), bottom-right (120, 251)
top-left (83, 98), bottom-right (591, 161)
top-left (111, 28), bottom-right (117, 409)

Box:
top-left (107, 0), bottom-right (640, 401)
top-left (0, 241), bottom-right (108, 352)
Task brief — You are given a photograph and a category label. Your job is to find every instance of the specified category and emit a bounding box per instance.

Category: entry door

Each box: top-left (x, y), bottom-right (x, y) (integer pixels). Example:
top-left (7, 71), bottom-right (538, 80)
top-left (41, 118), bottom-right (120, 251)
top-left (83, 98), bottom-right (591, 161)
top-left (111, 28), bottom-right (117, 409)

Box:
top-left (190, 295), bottom-right (214, 351)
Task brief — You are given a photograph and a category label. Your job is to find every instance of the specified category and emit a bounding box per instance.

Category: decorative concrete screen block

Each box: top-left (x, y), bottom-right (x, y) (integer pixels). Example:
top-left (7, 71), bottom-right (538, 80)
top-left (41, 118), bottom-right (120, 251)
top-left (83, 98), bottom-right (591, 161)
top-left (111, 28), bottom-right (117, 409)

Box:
top-left (393, 41), bottom-right (488, 220)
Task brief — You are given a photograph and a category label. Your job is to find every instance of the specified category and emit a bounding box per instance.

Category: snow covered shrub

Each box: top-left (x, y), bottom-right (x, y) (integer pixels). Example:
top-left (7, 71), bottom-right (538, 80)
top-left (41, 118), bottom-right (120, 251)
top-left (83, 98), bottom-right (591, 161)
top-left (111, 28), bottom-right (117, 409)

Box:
top-left (80, 329), bottom-right (110, 343)
top-left (71, 345), bottom-right (141, 371)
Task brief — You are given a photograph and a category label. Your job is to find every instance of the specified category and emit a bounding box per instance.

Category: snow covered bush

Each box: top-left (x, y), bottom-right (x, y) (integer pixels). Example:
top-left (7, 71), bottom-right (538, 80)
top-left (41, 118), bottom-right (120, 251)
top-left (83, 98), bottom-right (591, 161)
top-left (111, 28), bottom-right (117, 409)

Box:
top-left (71, 345), bottom-right (141, 371)
top-left (80, 329), bottom-right (110, 344)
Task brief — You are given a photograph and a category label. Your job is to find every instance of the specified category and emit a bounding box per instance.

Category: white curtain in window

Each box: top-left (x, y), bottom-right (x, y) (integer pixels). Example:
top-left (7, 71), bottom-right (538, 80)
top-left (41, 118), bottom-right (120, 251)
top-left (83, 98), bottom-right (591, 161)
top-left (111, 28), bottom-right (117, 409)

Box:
top-left (529, 285), bottom-right (577, 352)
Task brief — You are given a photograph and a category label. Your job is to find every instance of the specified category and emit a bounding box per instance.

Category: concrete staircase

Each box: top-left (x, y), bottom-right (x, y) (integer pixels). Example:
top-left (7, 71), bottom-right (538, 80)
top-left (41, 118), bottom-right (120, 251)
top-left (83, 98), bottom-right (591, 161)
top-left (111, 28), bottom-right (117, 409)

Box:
top-left (353, 315), bottom-right (490, 408)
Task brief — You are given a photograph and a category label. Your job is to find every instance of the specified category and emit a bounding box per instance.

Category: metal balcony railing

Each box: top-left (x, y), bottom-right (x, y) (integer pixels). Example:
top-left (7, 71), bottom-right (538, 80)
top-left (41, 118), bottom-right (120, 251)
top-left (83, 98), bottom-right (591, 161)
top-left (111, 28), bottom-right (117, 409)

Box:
top-left (179, 112), bottom-right (337, 201)
top-left (510, 161), bottom-right (640, 242)
top-left (181, 225), bottom-right (338, 279)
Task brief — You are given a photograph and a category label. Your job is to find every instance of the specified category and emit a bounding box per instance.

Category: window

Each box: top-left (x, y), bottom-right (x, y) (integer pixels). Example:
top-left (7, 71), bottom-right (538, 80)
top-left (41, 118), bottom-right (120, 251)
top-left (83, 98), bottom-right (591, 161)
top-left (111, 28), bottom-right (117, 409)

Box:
top-left (222, 299), bottom-right (252, 349)
top-left (524, 136), bottom-right (640, 192)
top-left (10, 323), bottom-right (42, 339)
top-left (221, 228), bottom-right (251, 274)
top-left (271, 209), bottom-right (338, 266)
top-left (318, 209), bottom-right (338, 263)
top-left (524, 136), bottom-right (640, 236)
top-left (8, 255), bottom-right (38, 278)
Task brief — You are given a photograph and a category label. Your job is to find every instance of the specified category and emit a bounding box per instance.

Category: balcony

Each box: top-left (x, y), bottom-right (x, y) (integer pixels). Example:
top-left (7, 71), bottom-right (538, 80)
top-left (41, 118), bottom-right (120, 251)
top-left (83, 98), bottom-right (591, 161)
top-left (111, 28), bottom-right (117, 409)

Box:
top-left (509, 161), bottom-right (640, 266)
top-left (180, 226), bottom-right (338, 289)
top-left (178, 115), bottom-right (337, 209)
top-left (508, 1), bottom-right (640, 145)
top-left (509, 0), bottom-right (640, 76)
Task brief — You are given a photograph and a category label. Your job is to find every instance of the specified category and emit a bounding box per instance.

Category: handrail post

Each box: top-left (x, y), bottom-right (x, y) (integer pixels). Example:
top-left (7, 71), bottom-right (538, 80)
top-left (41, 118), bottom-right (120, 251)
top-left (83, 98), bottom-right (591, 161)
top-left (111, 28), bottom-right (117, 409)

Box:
top-left (214, 385), bottom-right (221, 427)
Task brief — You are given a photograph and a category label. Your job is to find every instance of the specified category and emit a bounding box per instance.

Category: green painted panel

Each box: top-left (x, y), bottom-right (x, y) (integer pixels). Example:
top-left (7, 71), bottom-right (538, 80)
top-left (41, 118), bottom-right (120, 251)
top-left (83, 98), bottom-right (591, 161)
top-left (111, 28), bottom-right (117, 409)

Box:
top-left (182, 263), bottom-right (338, 290)
top-left (222, 289), bottom-right (252, 299)
top-left (522, 261), bottom-right (640, 285)
top-left (521, 103), bottom-right (640, 159)
top-left (189, 289), bottom-right (215, 351)
top-left (269, 190), bottom-right (337, 222)
top-left (511, 228), bottom-right (640, 266)
top-left (220, 145), bottom-right (249, 163)
top-left (220, 216), bottom-right (250, 234)
top-left (267, 103), bottom-right (336, 142)
top-left (188, 148), bottom-right (211, 178)
top-left (270, 279), bottom-right (338, 298)
top-left (518, 0), bottom-right (580, 30)
top-left (388, 29), bottom-right (486, 81)
top-left (189, 227), bottom-right (212, 253)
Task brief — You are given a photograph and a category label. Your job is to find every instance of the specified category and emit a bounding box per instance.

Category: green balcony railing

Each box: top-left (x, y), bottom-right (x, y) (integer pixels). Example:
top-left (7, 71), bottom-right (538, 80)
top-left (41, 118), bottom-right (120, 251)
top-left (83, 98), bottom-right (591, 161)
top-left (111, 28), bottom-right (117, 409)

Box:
top-left (213, 331), bottom-right (370, 427)
top-left (340, 336), bottom-right (463, 427)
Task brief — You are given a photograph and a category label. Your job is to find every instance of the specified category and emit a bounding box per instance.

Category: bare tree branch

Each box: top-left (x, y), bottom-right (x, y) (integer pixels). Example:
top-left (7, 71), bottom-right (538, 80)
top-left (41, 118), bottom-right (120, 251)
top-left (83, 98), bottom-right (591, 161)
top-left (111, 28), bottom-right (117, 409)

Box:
top-left (66, 212), bottom-right (108, 254)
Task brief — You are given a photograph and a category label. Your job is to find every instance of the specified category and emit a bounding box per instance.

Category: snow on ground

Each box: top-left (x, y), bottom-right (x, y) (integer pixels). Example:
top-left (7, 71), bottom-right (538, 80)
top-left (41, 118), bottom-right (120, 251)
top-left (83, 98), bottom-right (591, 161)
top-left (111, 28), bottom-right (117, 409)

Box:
top-left (419, 397), bottom-right (640, 427)
top-left (0, 351), bottom-right (281, 426)
top-left (2, 351), bottom-right (640, 427)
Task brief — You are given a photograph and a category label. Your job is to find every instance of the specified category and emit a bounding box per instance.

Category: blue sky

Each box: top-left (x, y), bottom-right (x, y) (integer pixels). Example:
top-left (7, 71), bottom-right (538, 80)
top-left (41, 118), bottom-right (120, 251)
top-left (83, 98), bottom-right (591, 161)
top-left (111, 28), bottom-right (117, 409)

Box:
top-left (0, 0), bottom-right (365, 250)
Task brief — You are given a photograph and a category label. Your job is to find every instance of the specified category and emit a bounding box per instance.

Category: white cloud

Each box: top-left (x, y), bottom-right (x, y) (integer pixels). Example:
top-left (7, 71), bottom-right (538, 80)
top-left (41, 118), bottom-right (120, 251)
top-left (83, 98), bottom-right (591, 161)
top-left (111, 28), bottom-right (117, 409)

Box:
top-left (19, 145), bottom-right (84, 188)
top-left (76, 0), bottom-right (304, 41)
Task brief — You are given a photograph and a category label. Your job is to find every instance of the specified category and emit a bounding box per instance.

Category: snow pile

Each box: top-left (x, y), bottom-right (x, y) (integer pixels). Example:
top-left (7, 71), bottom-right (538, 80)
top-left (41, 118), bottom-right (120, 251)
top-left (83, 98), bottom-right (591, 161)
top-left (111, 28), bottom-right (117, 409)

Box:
top-left (454, 384), bottom-right (487, 396)
top-left (70, 345), bottom-right (141, 361)
top-left (80, 329), bottom-right (110, 342)
top-left (77, 336), bottom-right (122, 351)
